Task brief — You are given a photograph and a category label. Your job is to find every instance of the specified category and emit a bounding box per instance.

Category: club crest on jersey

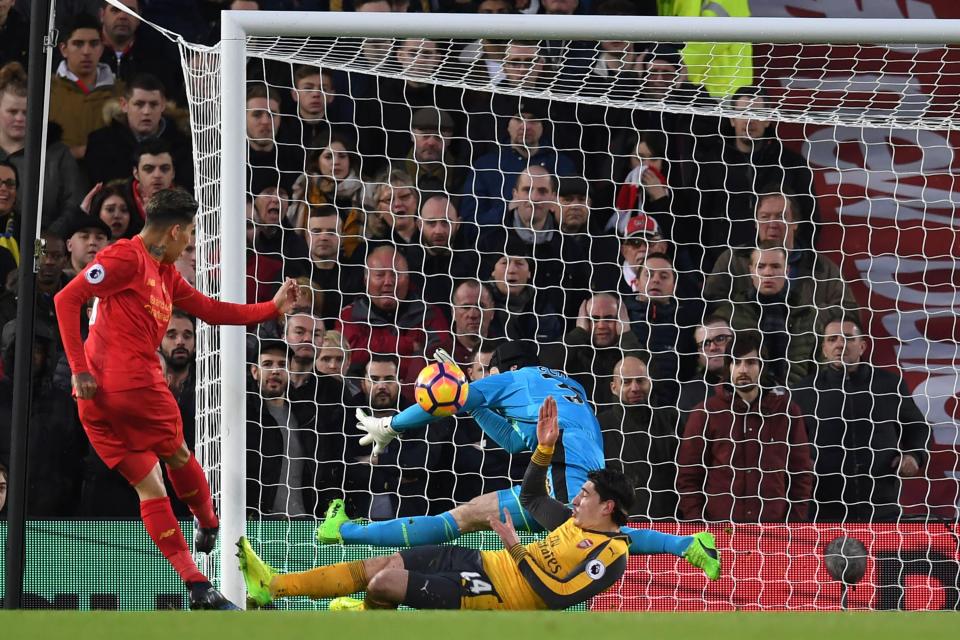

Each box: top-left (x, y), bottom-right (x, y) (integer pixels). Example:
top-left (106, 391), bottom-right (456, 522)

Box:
top-left (577, 539), bottom-right (594, 550)
top-left (586, 559), bottom-right (605, 581)
top-left (85, 263), bottom-right (105, 284)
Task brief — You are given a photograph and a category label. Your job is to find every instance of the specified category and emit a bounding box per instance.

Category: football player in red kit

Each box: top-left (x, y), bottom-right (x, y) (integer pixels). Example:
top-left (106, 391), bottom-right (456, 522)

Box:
top-left (55, 188), bottom-right (300, 610)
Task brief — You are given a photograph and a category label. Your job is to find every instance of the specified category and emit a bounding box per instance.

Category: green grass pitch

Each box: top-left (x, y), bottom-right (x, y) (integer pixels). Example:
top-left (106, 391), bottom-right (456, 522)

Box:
top-left (1, 611), bottom-right (956, 640)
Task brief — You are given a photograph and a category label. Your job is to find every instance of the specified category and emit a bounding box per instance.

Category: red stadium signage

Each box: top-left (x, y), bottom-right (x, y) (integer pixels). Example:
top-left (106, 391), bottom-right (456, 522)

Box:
top-left (593, 522), bottom-right (960, 611)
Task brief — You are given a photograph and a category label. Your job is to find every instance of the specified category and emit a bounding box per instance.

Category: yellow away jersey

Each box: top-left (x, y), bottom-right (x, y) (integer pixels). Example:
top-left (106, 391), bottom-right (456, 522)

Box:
top-left (479, 518), bottom-right (630, 610)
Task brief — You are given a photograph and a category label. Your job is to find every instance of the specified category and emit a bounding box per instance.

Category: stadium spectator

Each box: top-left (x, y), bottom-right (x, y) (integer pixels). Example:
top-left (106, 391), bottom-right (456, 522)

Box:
top-left (0, 230), bottom-right (68, 332)
top-left (0, 62), bottom-right (85, 228)
top-left (406, 108), bottom-right (462, 193)
top-left (62, 214), bottom-right (111, 280)
top-left (316, 328), bottom-right (359, 391)
top-left (301, 204), bottom-right (363, 326)
top-left (292, 132), bottom-right (365, 260)
top-left (486, 249), bottom-right (563, 343)
top-left (791, 317), bottom-right (930, 522)
top-left (277, 65), bottom-right (337, 171)
top-left (540, 292), bottom-right (642, 409)
top-left (697, 86), bottom-right (817, 266)
top-left (174, 225), bottom-right (195, 286)
top-left (246, 185), bottom-right (309, 302)
top-left (246, 83), bottom-right (300, 193)
top-left (85, 73), bottom-right (193, 191)
top-left (624, 252), bottom-right (699, 405)
top-left (704, 190), bottom-right (855, 312)
top-left (599, 355), bottom-right (680, 519)
top-left (247, 340), bottom-right (335, 518)
top-left (613, 130), bottom-right (672, 236)
top-left (0, 319), bottom-right (84, 517)
top-left (337, 245), bottom-right (451, 394)
top-left (552, 176), bottom-right (621, 291)
top-left (0, 0), bottom-right (27, 68)
top-left (579, 38), bottom-right (646, 100)
top-left (123, 138), bottom-right (177, 225)
top-left (87, 181), bottom-right (137, 241)
top-left (0, 159), bottom-right (19, 283)
top-left (376, 41), bottom-right (464, 164)
top-left (343, 354), bottom-right (440, 520)
top-left (372, 169), bottom-right (422, 249)
top-left (49, 14), bottom-right (123, 160)
top-left (447, 279), bottom-right (498, 365)
top-left (677, 315), bottom-right (732, 420)
top-left (283, 311), bottom-right (326, 388)
top-left (714, 242), bottom-right (840, 386)
top-left (676, 331), bottom-right (814, 522)
top-left (160, 311), bottom-right (197, 456)
top-left (459, 98), bottom-right (575, 231)
top-left (98, 0), bottom-right (185, 103)
top-left (418, 194), bottom-right (481, 309)
top-left (479, 165), bottom-right (590, 321)
top-left (617, 213), bottom-right (667, 294)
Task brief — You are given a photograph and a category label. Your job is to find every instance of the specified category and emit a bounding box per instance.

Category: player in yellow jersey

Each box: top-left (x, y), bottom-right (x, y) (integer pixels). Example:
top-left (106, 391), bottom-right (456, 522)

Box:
top-left (236, 396), bottom-right (634, 611)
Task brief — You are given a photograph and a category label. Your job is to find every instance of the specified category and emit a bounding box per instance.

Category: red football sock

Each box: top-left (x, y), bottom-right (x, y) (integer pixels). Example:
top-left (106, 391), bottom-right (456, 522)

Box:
top-left (166, 454), bottom-right (219, 529)
top-left (140, 496), bottom-right (207, 585)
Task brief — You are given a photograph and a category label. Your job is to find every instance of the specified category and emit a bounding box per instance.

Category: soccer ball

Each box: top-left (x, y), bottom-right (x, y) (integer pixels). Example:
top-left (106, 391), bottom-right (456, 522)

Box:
top-left (415, 362), bottom-right (469, 417)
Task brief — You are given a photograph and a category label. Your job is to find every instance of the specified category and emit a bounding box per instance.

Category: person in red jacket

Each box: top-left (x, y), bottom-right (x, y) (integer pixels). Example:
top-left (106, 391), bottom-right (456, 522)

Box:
top-left (676, 331), bottom-right (813, 523)
top-left (55, 188), bottom-right (300, 610)
top-left (337, 245), bottom-right (450, 399)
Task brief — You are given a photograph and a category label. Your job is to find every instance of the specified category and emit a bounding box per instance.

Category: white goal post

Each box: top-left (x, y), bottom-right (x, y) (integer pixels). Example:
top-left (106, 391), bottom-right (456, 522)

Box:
top-left (202, 11), bottom-right (960, 607)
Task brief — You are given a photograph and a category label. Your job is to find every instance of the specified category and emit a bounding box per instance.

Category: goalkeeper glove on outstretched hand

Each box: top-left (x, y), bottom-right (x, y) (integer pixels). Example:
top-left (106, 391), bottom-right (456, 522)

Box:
top-left (433, 347), bottom-right (455, 366)
top-left (355, 408), bottom-right (398, 456)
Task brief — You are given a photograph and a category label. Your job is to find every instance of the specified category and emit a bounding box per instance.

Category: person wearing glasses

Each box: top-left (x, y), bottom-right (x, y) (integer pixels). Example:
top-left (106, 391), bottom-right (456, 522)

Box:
top-left (677, 316), bottom-right (733, 426)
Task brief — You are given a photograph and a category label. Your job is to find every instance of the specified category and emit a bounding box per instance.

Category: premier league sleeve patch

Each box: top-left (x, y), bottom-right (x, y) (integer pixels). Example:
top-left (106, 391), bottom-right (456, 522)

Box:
top-left (85, 263), bottom-right (106, 284)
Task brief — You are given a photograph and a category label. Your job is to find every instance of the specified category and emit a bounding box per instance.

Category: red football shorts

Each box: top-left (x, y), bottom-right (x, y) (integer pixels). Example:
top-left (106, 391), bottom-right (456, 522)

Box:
top-left (78, 384), bottom-right (185, 486)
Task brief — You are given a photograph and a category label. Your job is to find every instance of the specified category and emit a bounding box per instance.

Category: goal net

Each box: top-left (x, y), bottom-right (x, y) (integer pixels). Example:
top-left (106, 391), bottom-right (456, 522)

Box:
top-left (175, 12), bottom-right (960, 610)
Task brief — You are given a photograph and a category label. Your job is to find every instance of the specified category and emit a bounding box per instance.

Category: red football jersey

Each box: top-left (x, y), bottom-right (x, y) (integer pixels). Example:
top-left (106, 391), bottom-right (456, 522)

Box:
top-left (56, 236), bottom-right (278, 392)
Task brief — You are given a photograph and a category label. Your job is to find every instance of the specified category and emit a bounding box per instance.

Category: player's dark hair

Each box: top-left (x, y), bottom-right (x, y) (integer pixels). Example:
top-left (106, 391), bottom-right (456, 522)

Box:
top-left (125, 73), bottom-right (167, 99)
top-left (60, 13), bottom-right (101, 44)
top-left (586, 469), bottom-right (634, 527)
top-left (490, 340), bottom-right (539, 372)
top-left (0, 461), bottom-right (7, 478)
top-left (132, 138), bottom-right (173, 168)
top-left (144, 188), bottom-right (197, 229)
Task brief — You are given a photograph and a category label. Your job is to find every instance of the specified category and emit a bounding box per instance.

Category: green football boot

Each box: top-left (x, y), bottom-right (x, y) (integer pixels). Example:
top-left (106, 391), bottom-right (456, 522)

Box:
top-left (684, 531), bottom-right (721, 581)
top-left (328, 596), bottom-right (365, 611)
top-left (235, 536), bottom-right (277, 607)
top-left (316, 499), bottom-right (351, 544)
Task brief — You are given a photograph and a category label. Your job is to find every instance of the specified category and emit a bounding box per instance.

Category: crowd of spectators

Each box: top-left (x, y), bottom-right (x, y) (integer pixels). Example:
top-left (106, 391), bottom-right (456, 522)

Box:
top-left (0, 0), bottom-right (932, 524)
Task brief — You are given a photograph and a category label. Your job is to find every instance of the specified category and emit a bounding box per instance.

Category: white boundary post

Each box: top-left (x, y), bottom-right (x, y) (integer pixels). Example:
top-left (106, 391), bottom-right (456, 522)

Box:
top-left (219, 11), bottom-right (249, 608)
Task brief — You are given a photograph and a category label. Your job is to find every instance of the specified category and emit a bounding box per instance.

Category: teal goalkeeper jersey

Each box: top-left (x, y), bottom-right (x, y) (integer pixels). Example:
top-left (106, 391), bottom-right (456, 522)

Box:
top-left (391, 367), bottom-right (606, 487)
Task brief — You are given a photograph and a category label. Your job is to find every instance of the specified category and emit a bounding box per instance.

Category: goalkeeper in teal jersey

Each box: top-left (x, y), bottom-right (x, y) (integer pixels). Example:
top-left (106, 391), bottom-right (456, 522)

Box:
top-left (317, 341), bottom-right (719, 580)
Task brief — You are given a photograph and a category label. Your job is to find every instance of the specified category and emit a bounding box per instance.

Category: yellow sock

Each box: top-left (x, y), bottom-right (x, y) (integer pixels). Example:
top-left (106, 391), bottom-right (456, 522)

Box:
top-left (272, 561), bottom-right (367, 599)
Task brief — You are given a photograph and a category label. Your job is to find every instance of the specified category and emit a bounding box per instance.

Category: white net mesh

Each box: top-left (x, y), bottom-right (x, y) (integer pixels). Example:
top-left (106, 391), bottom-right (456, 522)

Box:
top-left (179, 26), bottom-right (960, 611)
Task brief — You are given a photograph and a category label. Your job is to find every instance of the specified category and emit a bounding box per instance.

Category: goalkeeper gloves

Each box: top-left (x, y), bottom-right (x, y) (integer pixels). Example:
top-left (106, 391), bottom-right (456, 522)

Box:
top-left (355, 408), bottom-right (398, 456)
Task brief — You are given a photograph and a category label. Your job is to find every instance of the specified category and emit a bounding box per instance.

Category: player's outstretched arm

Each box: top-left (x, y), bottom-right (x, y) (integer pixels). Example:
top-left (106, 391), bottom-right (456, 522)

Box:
top-left (518, 396), bottom-right (572, 531)
top-left (172, 276), bottom-right (300, 326)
